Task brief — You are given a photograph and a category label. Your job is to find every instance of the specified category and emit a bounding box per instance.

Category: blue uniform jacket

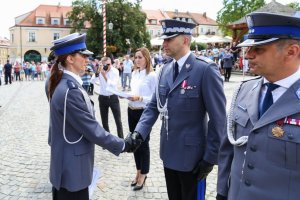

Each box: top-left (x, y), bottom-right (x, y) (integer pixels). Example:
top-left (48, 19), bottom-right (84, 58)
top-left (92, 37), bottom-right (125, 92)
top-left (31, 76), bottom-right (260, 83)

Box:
top-left (218, 77), bottom-right (300, 200)
top-left (135, 53), bottom-right (227, 171)
top-left (46, 73), bottom-right (124, 192)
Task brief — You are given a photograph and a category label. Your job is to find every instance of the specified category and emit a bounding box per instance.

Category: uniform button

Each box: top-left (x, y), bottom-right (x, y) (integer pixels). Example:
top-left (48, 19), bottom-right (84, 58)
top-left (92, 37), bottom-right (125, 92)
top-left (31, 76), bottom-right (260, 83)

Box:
top-left (245, 180), bottom-right (251, 186)
top-left (247, 163), bottom-right (254, 169)
top-left (235, 115), bottom-right (239, 120)
top-left (250, 145), bottom-right (257, 152)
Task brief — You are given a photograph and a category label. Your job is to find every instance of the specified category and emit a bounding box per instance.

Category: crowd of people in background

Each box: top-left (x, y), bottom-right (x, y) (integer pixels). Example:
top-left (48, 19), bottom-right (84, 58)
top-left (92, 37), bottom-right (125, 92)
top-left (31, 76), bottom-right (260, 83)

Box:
top-left (0, 41), bottom-right (248, 87)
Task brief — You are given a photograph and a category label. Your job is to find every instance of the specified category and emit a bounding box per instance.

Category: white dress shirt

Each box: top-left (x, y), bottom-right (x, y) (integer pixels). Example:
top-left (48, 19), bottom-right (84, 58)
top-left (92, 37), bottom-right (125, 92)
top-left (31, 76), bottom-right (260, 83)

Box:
top-left (173, 51), bottom-right (192, 72)
top-left (260, 67), bottom-right (300, 106)
top-left (64, 70), bottom-right (83, 85)
top-left (129, 69), bottom-right (157, 108)
top-left (97, 67), bottom-right (120, 96)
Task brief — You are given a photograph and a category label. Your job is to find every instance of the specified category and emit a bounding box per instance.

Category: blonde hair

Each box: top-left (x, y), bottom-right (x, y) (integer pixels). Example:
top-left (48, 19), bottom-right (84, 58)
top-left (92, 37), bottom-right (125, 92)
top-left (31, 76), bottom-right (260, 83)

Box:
top-left (135, 47), bottom-right (153, 74)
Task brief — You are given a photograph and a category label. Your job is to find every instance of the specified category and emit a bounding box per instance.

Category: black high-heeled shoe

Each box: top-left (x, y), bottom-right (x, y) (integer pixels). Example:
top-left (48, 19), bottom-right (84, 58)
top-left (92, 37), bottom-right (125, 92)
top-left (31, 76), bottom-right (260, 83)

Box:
top-left (133, 176), bottom-right (147, 191)
top-left (130, 180), bottom-right (137, 187)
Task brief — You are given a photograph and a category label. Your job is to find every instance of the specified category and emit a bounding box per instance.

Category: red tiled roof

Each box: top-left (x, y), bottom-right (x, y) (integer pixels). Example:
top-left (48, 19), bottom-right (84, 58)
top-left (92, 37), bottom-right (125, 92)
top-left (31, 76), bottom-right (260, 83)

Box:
top-left (142, 9), bottom-right (167, 25)
top-left (16, 4), bottom-right (73, 27)
top-left (188, 12), bottom-right (217, 25)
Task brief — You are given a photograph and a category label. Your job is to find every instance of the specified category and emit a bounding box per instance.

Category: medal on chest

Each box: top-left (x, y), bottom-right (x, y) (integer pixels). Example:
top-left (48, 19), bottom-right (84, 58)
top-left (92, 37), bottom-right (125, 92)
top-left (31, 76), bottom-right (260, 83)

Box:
top-left (272, 119), bottom-right (285, 138)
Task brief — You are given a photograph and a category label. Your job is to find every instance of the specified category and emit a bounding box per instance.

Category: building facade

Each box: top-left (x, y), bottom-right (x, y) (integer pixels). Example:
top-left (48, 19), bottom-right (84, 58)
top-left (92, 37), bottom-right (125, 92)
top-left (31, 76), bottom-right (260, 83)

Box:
top-left (9, 4), bottom-right (89, 63)
top-left (143, 9), bottom-right (221, 39)
top-left (0, 37), bottom-right (9, 65)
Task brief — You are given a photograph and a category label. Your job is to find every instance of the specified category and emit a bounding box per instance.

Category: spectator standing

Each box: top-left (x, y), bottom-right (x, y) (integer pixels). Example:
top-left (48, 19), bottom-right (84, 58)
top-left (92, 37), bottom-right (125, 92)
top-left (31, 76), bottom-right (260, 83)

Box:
top-left (41, 61), bottom-right (48, 81)
top-left (94, 57), bottom-right (124, 138)
top-left (222, 50), bottom-right (234, 82)
top-left (122, 55), bottom-right (134, 91)
top-left (13, 61), bottom-right (21, 81)
top-left (0, 61), bottom-right (3, 85)
top-left (4, 60), bottom-right (12, 84)
top-left (124, 19), bottom-right (226, 200)
top-left (127, 47), bottom-right (157, 191)
top-left (30, 61), bottom-right (36, 81)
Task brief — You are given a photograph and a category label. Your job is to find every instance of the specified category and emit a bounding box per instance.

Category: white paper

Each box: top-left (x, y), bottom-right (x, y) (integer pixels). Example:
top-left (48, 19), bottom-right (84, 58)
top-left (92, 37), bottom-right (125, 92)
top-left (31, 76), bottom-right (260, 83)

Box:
top-left (88, 167), bottom-right (102, 199)
top-left (106, 86), bottom-right (133, 98)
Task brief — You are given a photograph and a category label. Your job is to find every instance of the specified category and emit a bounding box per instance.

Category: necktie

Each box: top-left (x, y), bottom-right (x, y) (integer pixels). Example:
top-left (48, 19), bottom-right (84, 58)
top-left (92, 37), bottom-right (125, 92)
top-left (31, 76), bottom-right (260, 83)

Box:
top-left (173, 62), bottom-right (179, 82)
top-left (259, 83), bottom-right (279, 118)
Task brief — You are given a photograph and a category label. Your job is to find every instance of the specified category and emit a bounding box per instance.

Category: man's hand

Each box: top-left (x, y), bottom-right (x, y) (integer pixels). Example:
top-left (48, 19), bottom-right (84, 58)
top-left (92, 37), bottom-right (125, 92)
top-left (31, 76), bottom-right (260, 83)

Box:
top-left (123, 131), bottom-right (144, 153)
top-left (192, 160), bottom-right (214, 180)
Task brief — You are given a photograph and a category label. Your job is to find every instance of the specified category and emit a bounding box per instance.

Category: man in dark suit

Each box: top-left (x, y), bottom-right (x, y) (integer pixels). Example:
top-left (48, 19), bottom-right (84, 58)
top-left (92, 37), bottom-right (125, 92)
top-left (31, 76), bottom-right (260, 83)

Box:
top-left (217, 12), bottom-right (300, 200)
top-left (124, 19), bottom-right (227, 199)
top-left (4, 60), bottom-right (12, 84)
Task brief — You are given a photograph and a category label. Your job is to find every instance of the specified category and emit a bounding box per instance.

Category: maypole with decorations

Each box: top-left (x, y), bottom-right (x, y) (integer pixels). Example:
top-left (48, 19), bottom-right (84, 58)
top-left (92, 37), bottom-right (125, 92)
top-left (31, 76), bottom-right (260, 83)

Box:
top-left (102, 0), bottom-right (107, 56)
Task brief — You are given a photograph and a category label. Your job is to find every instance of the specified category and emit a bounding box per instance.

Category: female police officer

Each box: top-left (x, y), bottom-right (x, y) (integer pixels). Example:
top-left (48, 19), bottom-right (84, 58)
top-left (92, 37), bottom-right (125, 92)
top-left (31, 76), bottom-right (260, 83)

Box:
top-left (46, 33), bottom-right (130, 200)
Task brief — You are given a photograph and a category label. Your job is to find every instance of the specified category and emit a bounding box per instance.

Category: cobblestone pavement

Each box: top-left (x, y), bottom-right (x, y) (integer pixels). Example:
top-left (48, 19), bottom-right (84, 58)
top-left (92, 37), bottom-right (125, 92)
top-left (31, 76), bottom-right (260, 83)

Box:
top-left (0, 74), bottom-right (254, 200)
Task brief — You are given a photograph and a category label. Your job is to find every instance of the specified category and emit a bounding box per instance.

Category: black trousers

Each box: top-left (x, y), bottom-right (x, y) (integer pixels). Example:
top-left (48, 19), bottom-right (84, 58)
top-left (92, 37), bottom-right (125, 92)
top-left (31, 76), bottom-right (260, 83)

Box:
top-left (164, 167), bottom-right (198, 200)
top-left (98, 95), bottom-right (123, 138)
top-left (224, 68), bottom-right (232, 81)
top-left (52, 187), bottom-right (89, 200)
top-left (128, 108), bottom-right (150, 174)
top-left (4, 72), bottom-right (11, 84)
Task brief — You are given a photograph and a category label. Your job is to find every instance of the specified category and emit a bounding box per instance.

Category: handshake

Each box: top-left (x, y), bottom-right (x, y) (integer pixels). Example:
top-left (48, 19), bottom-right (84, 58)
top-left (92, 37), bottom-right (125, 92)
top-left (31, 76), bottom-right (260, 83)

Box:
top-left (123, 131), bottom-right (144, 153)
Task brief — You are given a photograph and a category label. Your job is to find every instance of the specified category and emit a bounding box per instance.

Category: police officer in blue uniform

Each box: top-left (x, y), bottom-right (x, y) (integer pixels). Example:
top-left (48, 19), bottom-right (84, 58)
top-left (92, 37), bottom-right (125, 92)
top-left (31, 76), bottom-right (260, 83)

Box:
top-left (124, 19), bottom-right (227, 199)
top-left (217, 12), bottom-right (300, 200)
top-left (46, 33), bottom-right (136, 200)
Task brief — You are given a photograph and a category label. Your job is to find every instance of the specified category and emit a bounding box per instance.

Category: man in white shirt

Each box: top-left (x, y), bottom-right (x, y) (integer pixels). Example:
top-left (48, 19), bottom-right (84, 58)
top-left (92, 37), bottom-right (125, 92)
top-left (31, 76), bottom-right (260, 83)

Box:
top-left (97, 57), bottom-right (123, 138)
top-left (122, 55), bottom-right (133, 91)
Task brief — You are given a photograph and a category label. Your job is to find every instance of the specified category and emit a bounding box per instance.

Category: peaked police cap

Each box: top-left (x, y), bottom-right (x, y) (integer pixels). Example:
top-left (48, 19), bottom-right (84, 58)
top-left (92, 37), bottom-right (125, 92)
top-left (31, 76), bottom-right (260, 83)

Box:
top-left (238, 12), bottom-right (300, 47)
top-left (160, 19), bottom-right (196, 39)
top-left (50, 33), bottom-right (93, 56)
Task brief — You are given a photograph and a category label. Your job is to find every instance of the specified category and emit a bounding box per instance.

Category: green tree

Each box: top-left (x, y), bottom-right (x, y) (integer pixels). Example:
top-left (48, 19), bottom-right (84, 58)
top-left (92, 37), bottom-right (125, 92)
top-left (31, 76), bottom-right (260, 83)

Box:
top-left (217, 0), bottom-right (265, 36)
top-left (287, 2), bottom-right (300, 10)
top-left (67, 0), bottom-right (150, 57)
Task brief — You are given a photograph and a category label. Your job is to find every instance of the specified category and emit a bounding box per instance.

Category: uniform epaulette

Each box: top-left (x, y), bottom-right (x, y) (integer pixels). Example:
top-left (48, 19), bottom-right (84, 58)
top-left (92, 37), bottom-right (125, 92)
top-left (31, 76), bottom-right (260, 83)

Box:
top-left (67, 80), bottom-right (78, 89)
top-left (196, 56), bottom-right (214, 64)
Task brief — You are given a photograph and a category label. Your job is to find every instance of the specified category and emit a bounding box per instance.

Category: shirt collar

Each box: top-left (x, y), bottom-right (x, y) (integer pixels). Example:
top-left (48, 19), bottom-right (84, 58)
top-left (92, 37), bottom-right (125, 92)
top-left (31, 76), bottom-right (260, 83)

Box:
top-left (64, 70), bottom-right (83, 86)
top-left (173, 51), bottom-right (191, 71)
top-left (263, 67), bottom-right (300, 89)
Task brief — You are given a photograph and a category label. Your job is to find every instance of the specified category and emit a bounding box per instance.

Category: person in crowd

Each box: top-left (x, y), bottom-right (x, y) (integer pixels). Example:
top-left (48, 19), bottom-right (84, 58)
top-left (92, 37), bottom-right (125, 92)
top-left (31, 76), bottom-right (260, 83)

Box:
top-left (13, 61), bottom-right (21, 81)
top-left (0, 61), bottom-right (3, 85)
top-left (36, 62), bottom-right (42, 81)
top-left (127, 47), bottom-right (157, 191)
top-left (124, 19), bottom-right (226, 200)
top-left (230, 41), bottom-right (240, 64)
top-left (4, 60), bottom-right (12, 84)
top-left (222, 50), bottom-right (234, 82)
top-left (217, 12), bottom-right (300, 200)
top-left (24, 62), bottom-right (30, 81)
top-left (81, 64), bottom-right (93, 93)
top-left (45, 32), bottom-right (135, 200)
top-left (30, 61), bottom-right (36, 81)
top-left (94, 56), bottom-right (124, 138)
top-left (122, 54), bottom-right (134, 91)
top-left (41, 60), bottom-right (48, 81)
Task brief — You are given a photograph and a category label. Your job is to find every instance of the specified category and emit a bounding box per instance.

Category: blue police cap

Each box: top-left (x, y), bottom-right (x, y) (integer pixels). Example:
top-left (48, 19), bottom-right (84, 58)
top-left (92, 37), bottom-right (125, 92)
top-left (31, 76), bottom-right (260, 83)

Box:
top-left (238, 12), bottom-right (300, 47)
top-left (160, 19), bottom-right (196, 39)
top-left (50, 33), bottom-right (93, 56)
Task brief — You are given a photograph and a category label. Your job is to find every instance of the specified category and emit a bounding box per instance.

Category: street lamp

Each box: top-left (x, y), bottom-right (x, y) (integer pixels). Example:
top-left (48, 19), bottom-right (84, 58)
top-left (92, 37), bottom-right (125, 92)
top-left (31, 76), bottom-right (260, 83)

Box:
top-left (108, 21), bottom-right (113, 45)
